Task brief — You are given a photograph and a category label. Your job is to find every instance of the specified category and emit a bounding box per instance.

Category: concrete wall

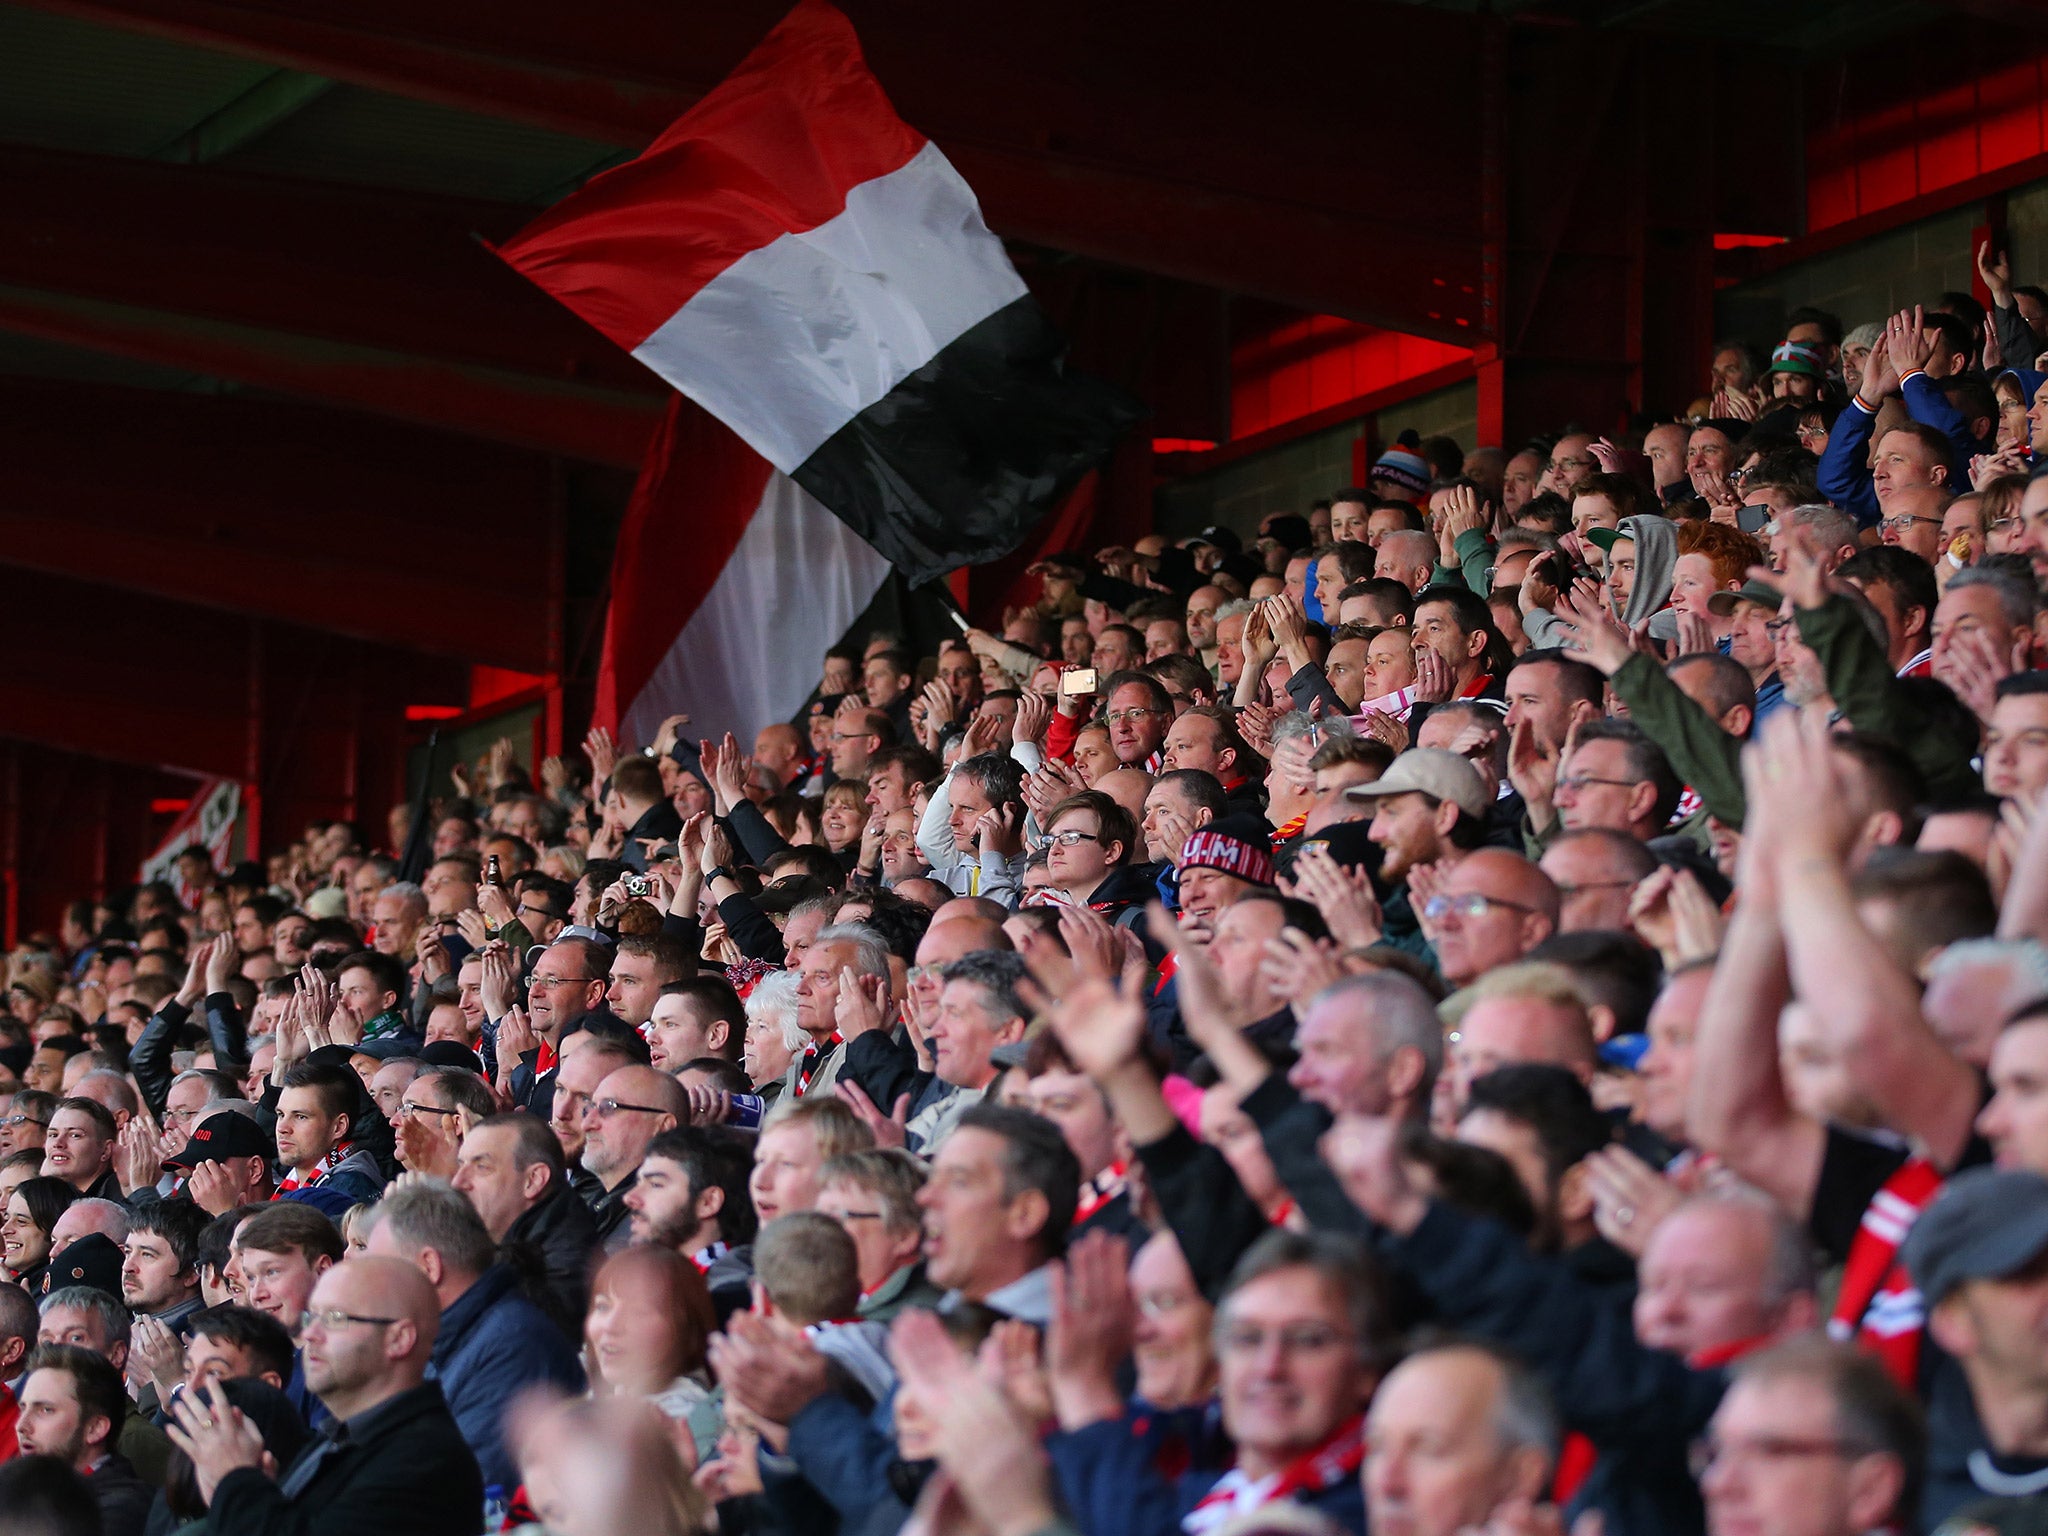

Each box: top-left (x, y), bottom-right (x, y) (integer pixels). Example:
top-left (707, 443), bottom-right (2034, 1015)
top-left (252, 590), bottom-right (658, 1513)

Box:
top-left (1155, 378), bottom-right (1478, 540)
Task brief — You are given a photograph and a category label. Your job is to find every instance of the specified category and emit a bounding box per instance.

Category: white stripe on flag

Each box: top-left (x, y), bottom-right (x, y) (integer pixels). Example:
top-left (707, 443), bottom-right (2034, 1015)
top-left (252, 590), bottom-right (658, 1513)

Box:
top-left (620, 471), bottom-right (892, 750)
top-left (632, 140), bottom-right (1028, 473)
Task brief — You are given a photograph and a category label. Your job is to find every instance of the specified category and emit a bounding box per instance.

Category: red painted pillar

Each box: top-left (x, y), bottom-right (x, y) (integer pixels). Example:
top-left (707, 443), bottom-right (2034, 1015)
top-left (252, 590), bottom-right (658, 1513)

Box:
top-left (243, 618), bottom-right (265, 859)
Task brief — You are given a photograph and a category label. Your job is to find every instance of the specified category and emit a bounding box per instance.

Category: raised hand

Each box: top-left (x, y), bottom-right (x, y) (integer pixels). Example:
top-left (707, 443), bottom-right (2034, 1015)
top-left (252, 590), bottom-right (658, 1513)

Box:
top-left (1285, 843), bottom-right (1384, 948)
top-left (1938, 625), bottom-right (2014, 726)
top-left (1045, 966), bottom-right (1151, 1082)
top-left (1674, 609), bottom-right (1716, 656)
top-left (495, 1005), bottom-right (538, 1078)
top-left (1258, 926), bottom-right (1344, 1005)
top-left (1411, 645), bottom-right (1455, 704)
top-left (479, 940), bottom-right (520, 1017)
top-left (1012, 688), bottom-right (1051, 747)
top-left (1055, 903), bottom-right (1130, 985)
top-left (833, 1080), bottom-right (910, 1150)
top-left (1355, 708), bottom-right (1410, 756)
top-left (1887, 305), bottom-right (1933, 376)
top-left (1044, 1231), bottom-right (1135, 1430)
top-left (583, 726), bottom-right (618, 786)
top-left (114, 1118), bottom-right (165, 1197)
top-left (1860, 330), bottom-right (1899, 401)
top-left (975, 802), bottom-right (1024, 859)
top-left (1584, 1144), bottom-right (1683, 1257)
top-left (1237, 700), bottom-right (1279, 757)
top-left (832, 967), bottom-right (890, 1040)
top-left (1980, 238), bottom-right (2015, 301)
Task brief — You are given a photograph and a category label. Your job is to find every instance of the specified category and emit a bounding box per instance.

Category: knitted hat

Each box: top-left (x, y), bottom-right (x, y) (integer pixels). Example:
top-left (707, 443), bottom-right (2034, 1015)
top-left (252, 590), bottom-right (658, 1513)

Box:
top-left (1180, 821), bottom-right (1277, 887)
top-left (1768, 340), bottom-right (1824, 378)
top-left (1371, 439), bottom-right (1432, 496)
top-left (1843, 321), bottom-right (1883, 354)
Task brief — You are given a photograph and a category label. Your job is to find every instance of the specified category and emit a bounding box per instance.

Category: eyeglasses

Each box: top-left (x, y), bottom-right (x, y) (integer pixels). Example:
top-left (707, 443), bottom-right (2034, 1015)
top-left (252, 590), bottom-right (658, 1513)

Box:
top-left (1045, 830), bottom-right (1103, 848)
top-left (1135, 1291), bottom-right (1194, 1319)
top-left (1217, 1323), bottom-right (1350, 1356)
top-left (907, 963), bottom-right (945, 986)
top-left (588, 1097), bottom-right (670, 1119)
top-left (831, 1208), bottom-right (886, 1222)
top-left (1687, 1435), bottom-right (1880, 1479)
top-left (528, 974), bottom-right (596, 990)
top-left (518, 904), bottom-right (553, 923)
top-left (0, 1115), bottom-right (47, 1130)
top-left (300, 1308), bottom-right (398, 1333)
top-left (1546, 457), bottom-right (1593, 474)
top-left (1423, 893), bottom-right (1539, 921)
top-left (1555, 773), bottom-right (1642, 795)
top-left (1103, 709), bottom-right (1163, 726)
top-left (1794, 425), bottom-right (1829, 442)
top-left (398, 1101), bottom-right (460, 1120)
top-left (1880, 514), bottom-right (1942, 530)
top-left (1552, 879), bottom-right (1637, 897)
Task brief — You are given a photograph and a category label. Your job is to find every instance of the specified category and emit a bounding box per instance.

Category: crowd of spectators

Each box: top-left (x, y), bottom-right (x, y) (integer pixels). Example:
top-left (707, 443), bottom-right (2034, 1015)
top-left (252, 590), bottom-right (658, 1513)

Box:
top-left (9, 237), bottom-right (2048, 1536)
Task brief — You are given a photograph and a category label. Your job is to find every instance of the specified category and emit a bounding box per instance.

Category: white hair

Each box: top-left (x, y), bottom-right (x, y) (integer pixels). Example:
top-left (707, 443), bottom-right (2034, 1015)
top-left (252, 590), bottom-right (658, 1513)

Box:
top-left (746, 970), bottom-right (808, 1053)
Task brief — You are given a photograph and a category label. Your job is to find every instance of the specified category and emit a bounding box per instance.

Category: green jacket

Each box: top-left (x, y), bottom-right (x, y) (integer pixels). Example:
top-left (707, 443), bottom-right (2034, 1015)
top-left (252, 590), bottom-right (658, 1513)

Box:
top-left (1610, 651), bottom-right (1747, 828)
top-left (1431, 526), bottom-right (1495, 595)
top-left (1796, 597), bottom-right (1980, 803)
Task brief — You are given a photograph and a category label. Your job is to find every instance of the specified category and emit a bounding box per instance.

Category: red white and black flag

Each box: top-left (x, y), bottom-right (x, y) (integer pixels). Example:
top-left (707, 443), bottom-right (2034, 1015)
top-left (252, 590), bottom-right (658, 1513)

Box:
top-left (496, 0), bottom-right (1137, 586)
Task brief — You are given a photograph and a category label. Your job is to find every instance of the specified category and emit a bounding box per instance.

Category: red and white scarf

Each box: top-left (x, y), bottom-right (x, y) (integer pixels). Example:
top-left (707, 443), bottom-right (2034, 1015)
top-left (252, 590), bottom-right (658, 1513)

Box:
top-left (276, 1141), bottom-right (353, 1195)
top-left (1182, 1414), bottom-right (1365, 1534)
top-left (1074, 1161), bottom-right (1128, 1227)
top-left (796, 1032), bottom-right (843, 1096)
top-left (1827, 1155), bottom-right (1944, 1389)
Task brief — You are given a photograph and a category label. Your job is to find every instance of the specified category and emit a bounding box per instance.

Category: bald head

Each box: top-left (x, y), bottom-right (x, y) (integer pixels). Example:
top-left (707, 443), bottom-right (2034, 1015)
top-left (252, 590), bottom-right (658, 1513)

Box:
top-left (930, 896), bottom-right (1009, 926)
top-left (916, 917), bottom-right (1011, 967)
top-left (601, 1065), bottom-right (687, 1118)
top-left (307, 1253), bottom-right (442, 1405)
top-left (1432, 851), bottom-right (1561, 988)
top-left (1452, 850), bottom-right (1561, 924)
top-left (1094, 768), bottom-right (1154, 826)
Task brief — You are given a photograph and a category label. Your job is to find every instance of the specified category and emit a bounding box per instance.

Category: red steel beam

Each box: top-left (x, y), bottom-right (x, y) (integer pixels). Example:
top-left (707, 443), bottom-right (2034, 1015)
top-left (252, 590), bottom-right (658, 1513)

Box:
top-left (10, 0), bottom-right (1488, 340)
top-left (0, 382), bottom-right (560, 665)
top-left (0, 285), bottom-right (658, 467)
top-left (0, 145), bottom-right (651, 391)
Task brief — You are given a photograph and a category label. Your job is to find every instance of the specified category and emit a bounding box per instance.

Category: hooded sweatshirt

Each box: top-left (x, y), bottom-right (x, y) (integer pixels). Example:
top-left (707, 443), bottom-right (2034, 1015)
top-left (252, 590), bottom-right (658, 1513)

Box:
top-left (1522, 513), bottom-right (1680, 650)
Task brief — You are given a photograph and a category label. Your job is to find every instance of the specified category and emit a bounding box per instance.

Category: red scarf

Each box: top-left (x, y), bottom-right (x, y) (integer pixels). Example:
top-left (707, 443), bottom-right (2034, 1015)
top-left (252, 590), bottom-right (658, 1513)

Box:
top-left (1074, 1161), bottom-right (1128, 1226)
top-left (1827, 1156), bottom-right (1944, 1389)
top-left (1182, 1413), bottom-right (1365, 1533)
top-left (1268, 813), bottom-right (1308, 850)
top-left (796, 1032), bottom-right (843, 1095)
top-left (689, 1242), bottom-right (729, 1277)
top-left (276, 1140), bottom-right (353, 1194)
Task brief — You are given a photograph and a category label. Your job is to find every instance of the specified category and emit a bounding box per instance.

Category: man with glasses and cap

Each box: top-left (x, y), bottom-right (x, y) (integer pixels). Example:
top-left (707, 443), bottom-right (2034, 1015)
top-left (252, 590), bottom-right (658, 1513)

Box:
top-left (166, 1255), bottom-right (484, 1536)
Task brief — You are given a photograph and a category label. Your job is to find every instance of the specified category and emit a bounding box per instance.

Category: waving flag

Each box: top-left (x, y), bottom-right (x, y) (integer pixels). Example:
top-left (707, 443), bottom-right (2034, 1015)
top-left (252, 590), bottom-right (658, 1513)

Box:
top-left (495, 0), bottom-right (1137, 588)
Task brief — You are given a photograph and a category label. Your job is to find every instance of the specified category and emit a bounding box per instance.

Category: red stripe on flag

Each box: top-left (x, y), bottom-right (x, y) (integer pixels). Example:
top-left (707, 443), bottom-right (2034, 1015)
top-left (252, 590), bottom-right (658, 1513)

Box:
top-left (496, 0), bottom-right (925, 352)
top-left (595, 397), bottom-right (777, 733)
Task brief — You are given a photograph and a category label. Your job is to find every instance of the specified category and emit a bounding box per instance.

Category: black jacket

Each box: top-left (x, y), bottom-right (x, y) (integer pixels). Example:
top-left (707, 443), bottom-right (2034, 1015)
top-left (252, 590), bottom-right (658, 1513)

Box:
top-left (620, 801), bottom-right (685, 871)
top-left (91, 1450), bottom-right (152, 1536)
top-left (590, 1169), bottom-right (638, 1251)
top-left (206, 1380), bottom-right (485, 1536)
top-left (501, 1178), bottom-right (601, 1336)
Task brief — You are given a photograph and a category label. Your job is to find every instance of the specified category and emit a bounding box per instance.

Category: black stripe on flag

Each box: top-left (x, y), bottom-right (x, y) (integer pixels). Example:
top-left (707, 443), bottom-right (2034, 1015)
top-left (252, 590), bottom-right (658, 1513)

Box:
top-left (789, 294), bottom-right (1142, 588)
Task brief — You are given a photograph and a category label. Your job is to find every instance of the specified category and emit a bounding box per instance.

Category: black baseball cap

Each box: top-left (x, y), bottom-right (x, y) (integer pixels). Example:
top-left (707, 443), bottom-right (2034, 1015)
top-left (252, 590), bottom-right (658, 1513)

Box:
top-left (165, 1110), bottom-right (274, 1170)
